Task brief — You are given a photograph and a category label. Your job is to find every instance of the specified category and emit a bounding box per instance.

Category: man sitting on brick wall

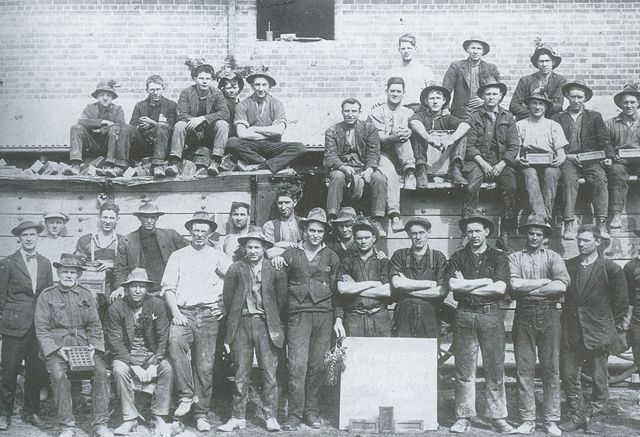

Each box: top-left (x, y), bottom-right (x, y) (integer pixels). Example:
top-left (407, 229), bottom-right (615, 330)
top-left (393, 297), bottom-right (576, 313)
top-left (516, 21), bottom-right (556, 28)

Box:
top-left (65, 81), bottom-right (127, 177)
top-left (167, 64), bottom-right (230, 177)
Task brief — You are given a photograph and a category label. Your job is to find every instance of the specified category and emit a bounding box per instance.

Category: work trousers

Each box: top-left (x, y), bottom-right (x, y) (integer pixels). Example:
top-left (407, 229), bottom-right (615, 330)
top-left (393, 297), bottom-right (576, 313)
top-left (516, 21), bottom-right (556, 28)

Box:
top-left (69, 124), bottom-right (127, 167)
top-left (0, 328), bottom-right (47, 416)
top-left (462, 161), bottom-right (517, 220)
top-left (230, 315), bottom-right (279, 420)
top-left (629, 306), bottom-right (640, 368)
top-left (560, 160), bottom-right (608, 220)
top-left (170, 120), bottom-right (229, 167)
top-left (512, 303), bottom-right (561, 422)
top-left (412, 136), bottom-right (466, 167)
top-left (45, 353), bottom-right (110, 427)
top-left (287, 311), bottom-right (332, 420)
top-left (326, 169), bottom-right (388, 218)
top-left (168, 308), bottom-right (219, 417)
top-left (521, 166), bottom-right (561, 221)
top-left (227, 137), bottom-right (305, 173)
top-left (453, 306), bottom-right (507, 420)
top-left (343, 308), bottom-right (392, 337)
top-left (377, 154), bottom-right (402, 217)
top-left (121, 124), bottom-right (171, 166)
top-left (606, 162), bottom-right (640, 214)
top-left (393, 300), bottom-right (440, 338)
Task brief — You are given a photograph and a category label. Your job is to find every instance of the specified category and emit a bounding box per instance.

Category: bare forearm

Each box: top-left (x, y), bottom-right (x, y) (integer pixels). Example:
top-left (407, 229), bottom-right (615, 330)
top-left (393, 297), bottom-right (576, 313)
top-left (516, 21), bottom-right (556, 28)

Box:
top-left (510, 278), bottom-right (551, 293)
top-left (164, 291), bottom-right (182, 317)
top-left (392, 276), bottom-right (437, 292)
top-left (360, 284), bottom-right (391, 298)
top-left (407, 286), bottom-right (445, 299)
top-left (253, 124), bottom-right (284, 137)
top-left (338, 281), bottom-right (381, 295)
top-left (529, 280), bottom-right (567, 297)
top-left (469, 281), bottom-right (507, 296)
top-left (450, 123), bottom-right (470, 142)
top-left (449, 277), bottom-right (493, 293)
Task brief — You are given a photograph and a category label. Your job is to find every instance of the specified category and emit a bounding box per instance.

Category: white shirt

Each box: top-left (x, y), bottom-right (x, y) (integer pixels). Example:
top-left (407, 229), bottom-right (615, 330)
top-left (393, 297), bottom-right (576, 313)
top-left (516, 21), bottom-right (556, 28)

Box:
top-left (20, 249), bottom-right (38, 293)
top-left (516, 117), bottom-right (568, 154)
top-left (389, 60), bottom-right (436, 105)
top-left (161, 244), bottom-right (231, 308)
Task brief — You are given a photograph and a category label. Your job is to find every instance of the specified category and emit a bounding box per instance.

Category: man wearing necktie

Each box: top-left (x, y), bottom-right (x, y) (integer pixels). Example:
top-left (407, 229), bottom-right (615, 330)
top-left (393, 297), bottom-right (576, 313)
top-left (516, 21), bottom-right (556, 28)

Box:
top-left (0, 221), bottom-right (53, 431)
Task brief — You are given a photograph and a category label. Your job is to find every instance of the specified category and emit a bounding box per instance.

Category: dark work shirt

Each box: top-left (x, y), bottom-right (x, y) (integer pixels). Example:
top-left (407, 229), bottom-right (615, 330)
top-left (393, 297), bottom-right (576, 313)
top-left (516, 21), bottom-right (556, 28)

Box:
top-left (624, 258), bottom-right (640, 308)
top-left (567, 112), bottom-right (584, 154)
top-left (409, 110), bottom-right (463, 132)
top-left (196, 96), bottom-right (207, 117)
top-left (576, 261), bottom-right (596, 295)
top-left (326, 237), bottom-right (356, 261)
top-left (447, 245), bottom-right (509, 306)
top-left (390, 247), bottom-right (448, 305)
top-left (140, 229), bottom-right (164, 286)
top-left (147, 100), bottom-right (162, 123)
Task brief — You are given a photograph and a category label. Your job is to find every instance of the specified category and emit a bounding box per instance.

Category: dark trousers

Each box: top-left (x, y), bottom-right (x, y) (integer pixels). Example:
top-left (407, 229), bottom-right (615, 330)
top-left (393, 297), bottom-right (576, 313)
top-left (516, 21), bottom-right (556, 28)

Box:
top-left (122, 124), bottom-right (171, 166)
top-left (0, 328), bottom-right (47, 416)
top-left (287, 311), bottom-right (332, 420)
top-left (227, 137), bottom-right (305, 173)
top-left (168, 308), bottom-right (219, 416)
top-left (170, 120), bottom-right (229, 167)
top-left (45, 353), bottom-right (110, 427)
top-left (326, 169), bottom-right (388, 218)
top-left (69, 124), bottom-right (127, 166)
top-left (561, 342), bottom-right (609, 424)
top-left (344, 308), bottom-right (392, 337)
top-left (512, 303), bottom-right (561, 422)
top-left (230, 316), bottom-right (279, 419)
top-left (453, 307), bottom-right (507, 419)
top-left (393, 300), bottom-right (440, 338)
top-left (629, 306), bottom-right (640, 368)
top-left (606, 162), bottom-right (640, 214)
top-left (462, 161), bottom-right (517, 220)
top-left (560, 160), bottom-right (608, 220)
top-left (412, 135), bottom-right (466, 168)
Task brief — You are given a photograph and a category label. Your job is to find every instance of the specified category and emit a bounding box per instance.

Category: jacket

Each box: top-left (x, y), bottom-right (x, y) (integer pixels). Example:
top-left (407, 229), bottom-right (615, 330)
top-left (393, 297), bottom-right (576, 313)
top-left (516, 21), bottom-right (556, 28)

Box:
top-left (106, 295), bottom-right (169, 365)
top-left (323, 120), bottom-right (381, 170)
top-left (442, 59), bottom-right (501, 118)
top-left (223, 259), bottom-right (287, 348)
top-left (562, 256), bottom-right (629, 353)
top-left (0, 251), bottom-right (53, 336)
top-left (114, 227), bottom-right (189, 289)
top-left (509, 71), bottom-right (568, 120)
top-left (130, 96), bottom-right (178, 130)
top-left (77, 102), bottom-right (126, 135)
top-left (551, 109), bottom-right (614, 158)
top-left (176, 85), bottom-right (230, 126)
top-left (465, 106), bottom-right (520, 166)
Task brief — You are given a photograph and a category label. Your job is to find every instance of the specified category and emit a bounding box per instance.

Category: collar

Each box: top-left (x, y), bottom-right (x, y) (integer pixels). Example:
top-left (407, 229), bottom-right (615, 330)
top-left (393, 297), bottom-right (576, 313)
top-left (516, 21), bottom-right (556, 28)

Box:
top-left (522, 246), bottom-right (547, 255)
top-left (479, 105), bottom-right (501, 118)
top-left (426, 108), bottom-right (446, 119)
top-left (147, 97), bottom-right (162, 107)
top-left (20, 249), bottom-right (38, 262)
top-left (349, 246), bottom-right (377, 259)
top-left (614, 112), bottom-right (640, 124)
top-left (96, 103), bottom-right (114, 112)
top-left (226, 96), bottom-right (240, 103)
top-left (92, 231), bottom-right (117, 248)
top-left (280, 214), bottom-right (297, 223)
top-left (296, 242), bottom-right (326, 251)
top-left (464, 243), bottom-right (491, 255)
top-left (139, 227), bottom-right (157, 236)
top-left (250, 93), bottom-right (271, 103)
top-left (410, 246), bottom-right (430, 258)
top-left (59, 284), bottom-right (80, 294)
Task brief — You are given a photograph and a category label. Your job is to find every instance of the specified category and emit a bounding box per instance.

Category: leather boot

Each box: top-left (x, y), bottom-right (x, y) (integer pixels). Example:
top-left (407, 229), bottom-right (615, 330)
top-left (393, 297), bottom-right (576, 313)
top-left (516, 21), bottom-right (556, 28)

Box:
top-left (416, 164), bottom-right (429, 188)
top-left (450, 162), bottom-right (468, 186)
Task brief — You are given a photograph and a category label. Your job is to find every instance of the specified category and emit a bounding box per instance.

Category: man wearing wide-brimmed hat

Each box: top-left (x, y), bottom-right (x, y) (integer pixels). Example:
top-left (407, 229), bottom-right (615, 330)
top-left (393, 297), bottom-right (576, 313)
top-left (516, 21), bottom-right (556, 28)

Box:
top-left (162, 211), bottom-right (231, 431)
top-left (508, 216), bottom-right (569, 436)
top-left (227, 72), bottom-right (306, 175)
top-left (605, 84), bottom-right (640, 230)
top-left (443, 35), bottom-right (501, 119)
top-left (112, 201), bottom-right (188, 302)
top-left (326, 207), bottom-right (357, 260)
top-left (107, 268), bottom-right (172, 435)
top-left (218, 230), bottom-right (286, 432)
top-left (0, 221), bottom-right (53, 431)
top-left (510, 43), bottom-right (568, 121)
top-left (66, 80), bottom-right (127, 176)
top-left (167, 64), bottom-right (230, 177)
top-left (409, 84), bottom-right (471, 188)
top-left (35, 254), bottom-right (112, 437)
top-left (516, 91), bottom-right (568, 223)
top-left (447, 213), bottom-right (514, 434)
top-left (276, 207), bottom-right (340, 431)
top-left (552, 81), bottom-right (613, 240)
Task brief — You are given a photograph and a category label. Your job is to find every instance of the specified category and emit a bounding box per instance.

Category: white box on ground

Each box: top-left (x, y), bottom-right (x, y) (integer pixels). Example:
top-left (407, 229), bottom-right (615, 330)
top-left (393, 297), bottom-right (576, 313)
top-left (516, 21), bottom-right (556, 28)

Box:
top-left (339, 337), bottom-right (438, 431)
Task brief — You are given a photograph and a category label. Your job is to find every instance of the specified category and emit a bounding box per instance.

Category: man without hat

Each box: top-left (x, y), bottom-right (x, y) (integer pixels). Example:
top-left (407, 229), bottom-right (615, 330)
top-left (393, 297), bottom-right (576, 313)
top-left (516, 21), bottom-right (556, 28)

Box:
top-left (66, 80), bottom-right (128, 177)
top-left (552, 81), bottom-right (613, 240)
top-left (218, 231), bottom-right (286, 432)
top-left (39, 211), bottom-right (75, 264)
top-left (462, 82), bottom-right (520, 252)
top-left (443, 35), bottom-right (501, 119)
top-left (112, 201), bottom-right (188, 302)
top-left (510, 43), bottom-right (568, 121)
top-left (389, 217), bottom-right (448, 338)
top-left (447, 214), bottom-right (514, 434)
top-left (388, 33), bottom-right (436, 109)
top-left (333, 217), bottom-right (392, 338)
top-left (508, 217), bottom-right (569, 436)
top-left (35, 254), bottom-right (112, 437)
top-left (409, 85), bottom-right (471, 188)
top-left (217, 201), bottom-right (251, 257)
top-left (162, 212), bottom-right (231, 431)
top-left (263, 186), bottom-right (303, 259)
top-left (167, 64), bottom-right (231, 177)
top-left (218, 73), bottom-right (245, 139)
top-left (106, 268), bottom-right (172, 434)
top-left (605, 84), bottom-right (640, 229)
top-left (274, 208), bottom-right (340, 430)
top-left (0, 221), bottom-right (53, 431)
top-left (516, 92), bottom-right (568, 223)
top-left (227, 73), bottom-right (306, 174)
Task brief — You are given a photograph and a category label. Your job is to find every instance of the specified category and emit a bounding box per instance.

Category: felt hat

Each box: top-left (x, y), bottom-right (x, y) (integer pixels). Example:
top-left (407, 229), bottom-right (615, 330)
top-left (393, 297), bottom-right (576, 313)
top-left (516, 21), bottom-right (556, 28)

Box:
top-left (43, 211), bottom-right (70, 223)
top-left (237, 230), bottom-right (274, 248)
top-left (184, 211), bottom-right (217, 232)
top-left (331, 207), bottom-right (357, 225)
top-left (613, 84), bottom-right (640, 109)
top-left (53, 253), bottom-right (85, 271)
top-left (524, 91), bottom-right (554, 112)
top-left (459, 212), bottom-right (495, 236)
top-left (218, 73), bottom-right (245, 91)
top-left (463, 35), bottom-right (490, 55)
top-left (404, 217), bottom-right (432, 233)
top-left (477, 81), bottom-right (508, 99)
top-left (121, 268), bottom-right (155, 287)
top-left (11, 220), bottom-right (44, 237)
top-left (530, 43), bottom-right (562, 69)
top-left (352, 216), bottom-right (377, 237)
top-left (420, 85), bottom-right (451, 107)
top-left (518, 215), bottom-right (553, 237)
top-left (91, 81), bottom-right (118, 99)
top-left (191, 63), bottom-right (215, 80)
top-left (562, 80), bottom-right (593, 102)
top-left (230, 201), bottom-right (251, 212)
top-left (246, 72), bottom-right (276, 88)
top-left (133, 202), bottom-right (165, 217)
top-left (300, 207), bottom-right (329, 228)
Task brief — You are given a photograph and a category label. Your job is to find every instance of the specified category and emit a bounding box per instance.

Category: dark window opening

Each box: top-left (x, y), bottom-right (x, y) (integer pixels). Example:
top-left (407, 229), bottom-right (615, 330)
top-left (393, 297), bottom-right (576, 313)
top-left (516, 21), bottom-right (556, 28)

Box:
top-left (256, 0), bottom-right (335, 41)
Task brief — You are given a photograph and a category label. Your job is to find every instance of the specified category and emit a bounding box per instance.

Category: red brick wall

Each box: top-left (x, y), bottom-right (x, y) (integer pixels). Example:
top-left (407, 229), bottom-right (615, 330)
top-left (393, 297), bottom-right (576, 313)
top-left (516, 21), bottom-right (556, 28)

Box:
top-left (0, 0), bottom-right (638, 101)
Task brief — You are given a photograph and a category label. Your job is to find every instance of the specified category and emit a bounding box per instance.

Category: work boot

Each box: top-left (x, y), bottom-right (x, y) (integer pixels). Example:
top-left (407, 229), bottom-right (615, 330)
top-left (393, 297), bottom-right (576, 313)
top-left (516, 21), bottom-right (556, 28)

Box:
top-left (114, 419), bottom-right (137, 435)
top-left (542, 421), bottom-right (562, 436)
top-left (103, 166), bottom-right (124, 178)
top-left (207, 161), bottom-right (220, 176)
top-left (450, 418), bottom-right (471, 433)
top-left (514, 420), bottom-right (535, 434)
top-left (609, 212), bottom-right (622, 229)
top-left (450, 163), bottom-right (468, 186)
top-left (282, 416), bottom-right (299, 431)
top-left (58, 428), bottom-right (77, 437)
top-left (403, 169), bottom-right (417, 190)
top-left (596, 218), bottom-right (610, 239)
top-left (416, 164), bottom-right (429, 189)
top-left (174, 398), bottom-right (194, 417)
top-left (217, 418), bottom-right (246, 432)
top-left (371, 217), bottom-right (387, 238)
top-left (22, 413), bottom-right (51, 429)
top-left (265, 417), bottom-right (281, 432)
top-left (390, 216), bottom-right (404, 233)
top-left (63, 163), bottom-right (81, 176)
top-left (93, 425), bottom-right (114, 437)
top-left (563, 219), bottom-right (579, 240)
top-left (152, 165), bottom-right (165, 178)
top-left (492, 419), bottom-right (515, 434)
top-left (304, 412), bottom-right (321, 429)
top-left (196, 417), bottom-right (211, 432)
top-left (559, 419), bottom-right (586, 432)
top-left (0, 416), bottom-right (7, 431)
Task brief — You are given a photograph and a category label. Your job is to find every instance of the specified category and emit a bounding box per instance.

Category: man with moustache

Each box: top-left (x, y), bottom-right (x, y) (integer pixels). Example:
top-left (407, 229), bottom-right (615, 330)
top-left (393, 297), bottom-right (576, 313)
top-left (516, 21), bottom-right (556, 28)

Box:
top-left (263, 186), bottom-right (303, 258)
top-left (447, 213), bottom-right (514, 434)
top-left (508, 216), bottom-right (569, 436)
top-left (218, 230), bottom-right (286, 432)
top-left (218, 201), bottom-right (251, 257)
top-left (162, 212), bottom-right (231, 431)
top-left (0, 221), bottom-right (53, 431)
